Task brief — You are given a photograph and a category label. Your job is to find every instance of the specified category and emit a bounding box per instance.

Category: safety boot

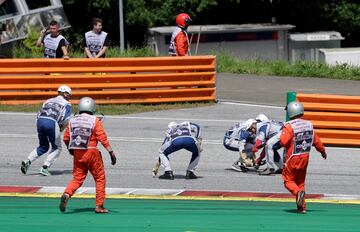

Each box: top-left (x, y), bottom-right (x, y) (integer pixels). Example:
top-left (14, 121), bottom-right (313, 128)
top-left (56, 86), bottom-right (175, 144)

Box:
top-left (185, 171), bottom-right (198, 179)
top-left (95, 205), bottom-right (109, 213)
top-left (39, 166), bottom-right (51, 176)
top-left (21, 160), bottom-right (31, 174)
top-left (296, 190), bottom-right (305, 209)
top-left (59, 193), bottom-right (70, 212)
top-left (159, 171), bottom-right (174, 180)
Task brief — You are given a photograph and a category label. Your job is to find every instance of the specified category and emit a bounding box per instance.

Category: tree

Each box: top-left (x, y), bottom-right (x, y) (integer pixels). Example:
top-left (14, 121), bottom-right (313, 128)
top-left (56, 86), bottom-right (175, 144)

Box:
top-left (322, 0), bottom-right (360, 46)
top-left (60, 0), bottom-right (360, 48)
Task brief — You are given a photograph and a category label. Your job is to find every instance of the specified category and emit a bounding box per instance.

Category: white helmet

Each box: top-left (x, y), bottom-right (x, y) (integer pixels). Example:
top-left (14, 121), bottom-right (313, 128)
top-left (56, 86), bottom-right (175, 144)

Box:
top-left (78, 97), bottom-right (96, 114)
top-left (168, 121), bottom-right (177, 128)
top-left (57, 85), bottom-right (72, 95)
top-left (256, 114), bottom-right (269, 122)
top-left (286, 101), bottom-right (304, 119)
top-left (245, 118), bottom-right (257, 131)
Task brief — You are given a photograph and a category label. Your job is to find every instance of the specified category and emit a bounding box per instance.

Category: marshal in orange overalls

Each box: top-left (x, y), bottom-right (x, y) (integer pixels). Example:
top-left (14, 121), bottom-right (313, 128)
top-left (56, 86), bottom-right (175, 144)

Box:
top-left (280, 118), bottom-right (326, 212)
top-left (63, 113), bottom-right (116, 210)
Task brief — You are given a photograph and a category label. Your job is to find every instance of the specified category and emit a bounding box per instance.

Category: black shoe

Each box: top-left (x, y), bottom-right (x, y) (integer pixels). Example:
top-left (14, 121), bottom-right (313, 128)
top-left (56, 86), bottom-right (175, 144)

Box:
top-left (185, 171), bottom-right (198, 179)
top-left (275, 169), bottom-right (283, 174)
top-left (21, 160), bottom-right (31, 174)
top-left (159, 171), bottom-right (174, 180)
top-left (59, 193), bottom-right (70, 213)
top-left (296, 190), bottom-right (305, 209)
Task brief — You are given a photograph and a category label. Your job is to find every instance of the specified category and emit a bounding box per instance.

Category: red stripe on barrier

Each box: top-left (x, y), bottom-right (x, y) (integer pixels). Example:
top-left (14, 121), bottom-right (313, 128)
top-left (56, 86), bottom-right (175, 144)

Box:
top-left (179, 191), bottom-right (324, 199)
top-left (0, 186), bottom-right (41, 193)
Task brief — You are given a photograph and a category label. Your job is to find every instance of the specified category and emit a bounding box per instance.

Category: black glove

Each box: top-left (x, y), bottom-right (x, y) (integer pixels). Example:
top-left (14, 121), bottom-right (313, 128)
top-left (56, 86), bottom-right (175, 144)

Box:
top-left (321, 151), bottom-right (327, 160)
top-left (68, 149), bottom-right (74, 156)
top-left (109, 151), bottom-right (117, 165)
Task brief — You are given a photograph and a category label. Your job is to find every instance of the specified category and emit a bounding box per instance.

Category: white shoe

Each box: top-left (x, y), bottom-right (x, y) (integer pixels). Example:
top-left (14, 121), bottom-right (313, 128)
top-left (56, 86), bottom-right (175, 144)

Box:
top-left (39, 167), bottom-right (51, 176)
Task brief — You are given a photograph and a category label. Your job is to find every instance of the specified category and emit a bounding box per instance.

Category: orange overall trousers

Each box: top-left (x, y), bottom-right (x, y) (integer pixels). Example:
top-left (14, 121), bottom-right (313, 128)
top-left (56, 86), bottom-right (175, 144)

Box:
top-left (63, 115), bottom-right (111, 207)
top-left (280, 121), bottom-right (325, 210)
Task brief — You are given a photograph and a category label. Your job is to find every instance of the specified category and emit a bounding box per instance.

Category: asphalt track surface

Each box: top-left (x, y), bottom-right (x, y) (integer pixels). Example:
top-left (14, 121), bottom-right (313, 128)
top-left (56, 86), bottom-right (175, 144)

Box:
top-left (1, 74), bottom-right (360, 231)
top-left (0, 74), bottom-right (360, 194)
top-left (0, 103), bottom-right (359, 195)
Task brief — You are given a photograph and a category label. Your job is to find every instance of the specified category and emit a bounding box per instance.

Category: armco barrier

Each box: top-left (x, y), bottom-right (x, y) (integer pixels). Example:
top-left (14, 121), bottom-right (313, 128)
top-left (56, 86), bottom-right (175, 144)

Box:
top-left (287, 92), bottom-right (360, 147)
top-left (0, 56), bottom-right (216, 105)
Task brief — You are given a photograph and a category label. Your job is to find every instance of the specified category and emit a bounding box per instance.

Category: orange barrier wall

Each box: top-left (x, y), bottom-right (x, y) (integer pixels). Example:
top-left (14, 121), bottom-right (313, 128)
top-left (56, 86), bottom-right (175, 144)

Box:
top-left (0, 56), bottom-right (216, 105)
top-left (290, 92), bottom-right (360, 147)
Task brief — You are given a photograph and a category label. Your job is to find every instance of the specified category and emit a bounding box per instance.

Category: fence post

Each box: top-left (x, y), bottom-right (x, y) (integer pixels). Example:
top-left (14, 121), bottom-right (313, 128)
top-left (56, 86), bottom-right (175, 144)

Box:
top-left (286, 91), bottom-right (297, 121)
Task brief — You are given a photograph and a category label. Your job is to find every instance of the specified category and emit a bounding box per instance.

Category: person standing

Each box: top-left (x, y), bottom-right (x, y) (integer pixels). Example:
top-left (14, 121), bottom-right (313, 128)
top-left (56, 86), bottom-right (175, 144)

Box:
top-left (21, 85), bottom-right (72, 176)
top-left (153, 121), bottom-right (202, 180)
top-left (36, 20), bottom-right (69, 59)
top-left (168, 13), bottom-right (192, 56)
top-left (84, 18), bottom-right (110, 58)
top-left (59, 97), bottom-right (117, 213)
top-left (280, 101), bottom-right (327, 214)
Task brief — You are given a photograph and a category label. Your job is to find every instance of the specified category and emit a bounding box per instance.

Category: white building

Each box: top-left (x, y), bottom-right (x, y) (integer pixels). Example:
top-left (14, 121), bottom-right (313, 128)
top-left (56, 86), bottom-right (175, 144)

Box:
top-left (148, 24), bottom-right (295, 61)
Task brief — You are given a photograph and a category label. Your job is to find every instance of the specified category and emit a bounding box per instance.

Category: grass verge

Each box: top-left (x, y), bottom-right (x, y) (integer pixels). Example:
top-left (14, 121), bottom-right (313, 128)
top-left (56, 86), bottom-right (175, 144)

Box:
top-left (216, 52), bottom-right (360, 80)
top-left (0, 101), bottom-right (215, 115)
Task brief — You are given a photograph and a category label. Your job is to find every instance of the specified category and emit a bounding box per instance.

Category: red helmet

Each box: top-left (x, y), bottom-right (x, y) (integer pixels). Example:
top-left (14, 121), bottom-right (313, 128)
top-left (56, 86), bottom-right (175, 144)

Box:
top-left (176, 13), bottom-right (192, 28)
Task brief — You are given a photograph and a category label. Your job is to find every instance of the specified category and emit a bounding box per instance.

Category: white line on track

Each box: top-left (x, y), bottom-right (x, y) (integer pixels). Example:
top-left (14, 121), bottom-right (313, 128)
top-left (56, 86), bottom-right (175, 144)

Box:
top-left (105, 116), bottom-right (239, 123)
top-left (1, 133), bottom-right (360, 150)
top-left (0, 111), bottom-right (239, 122)
top-left (0, 101), bottom-right (282, 122)
top-left (220, 101), bottom-right (284, 109)
top-left (0, 112), bottom-right (238, 123)
top-left (0, 133), bottom-right (222, 145)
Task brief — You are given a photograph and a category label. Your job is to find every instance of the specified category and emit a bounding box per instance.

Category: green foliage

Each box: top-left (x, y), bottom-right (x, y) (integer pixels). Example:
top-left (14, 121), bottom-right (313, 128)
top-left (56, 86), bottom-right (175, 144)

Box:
top-left (56, 0), bottom-right (360, 47)
top-left (322, 0), bottom-right (360, 36)
top-left (13, 46), bottom-right (154, 58)
top-left (12, 46), bottom-right (42, 58)
top-left (59, 0), bottom-right (222, 47)
top-left (125, 0), bottom-right (217, 27)
top-left (106, 46), bottom-right (155, 57)
top-left (21, 27), bottom-right (43, 54)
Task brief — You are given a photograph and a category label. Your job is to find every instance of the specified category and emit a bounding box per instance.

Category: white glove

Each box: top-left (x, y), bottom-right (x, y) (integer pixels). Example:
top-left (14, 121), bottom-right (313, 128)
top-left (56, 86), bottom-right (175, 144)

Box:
top-left (196, 138), bottom-right (203, 153)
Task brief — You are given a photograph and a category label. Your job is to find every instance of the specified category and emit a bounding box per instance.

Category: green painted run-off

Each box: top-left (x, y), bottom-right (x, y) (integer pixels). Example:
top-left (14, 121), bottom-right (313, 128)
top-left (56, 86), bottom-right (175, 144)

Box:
top-left (1, 196), bottom-right (360, 232)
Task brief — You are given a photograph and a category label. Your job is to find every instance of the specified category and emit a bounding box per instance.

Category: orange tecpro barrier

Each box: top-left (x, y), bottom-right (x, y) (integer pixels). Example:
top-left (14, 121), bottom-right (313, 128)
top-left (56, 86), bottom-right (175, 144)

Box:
top-left (0, 56), bottom-right (216, 105)
top-left (288, 92), bottom-right (360, 147)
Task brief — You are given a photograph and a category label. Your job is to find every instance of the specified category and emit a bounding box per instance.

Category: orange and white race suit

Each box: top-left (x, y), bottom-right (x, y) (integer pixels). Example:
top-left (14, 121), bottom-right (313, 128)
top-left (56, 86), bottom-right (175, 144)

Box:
top-left (63, 113), bottom-right (112, 207)
top-left (168, 27), bottom-right (190, 56)
top-left (280, 118), bottom-right (326, 210)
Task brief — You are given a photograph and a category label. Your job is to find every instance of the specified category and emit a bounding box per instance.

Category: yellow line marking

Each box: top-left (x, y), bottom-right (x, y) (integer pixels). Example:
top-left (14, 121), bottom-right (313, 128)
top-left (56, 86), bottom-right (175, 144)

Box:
top-left (1, 192), bottom-right (360, 205)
